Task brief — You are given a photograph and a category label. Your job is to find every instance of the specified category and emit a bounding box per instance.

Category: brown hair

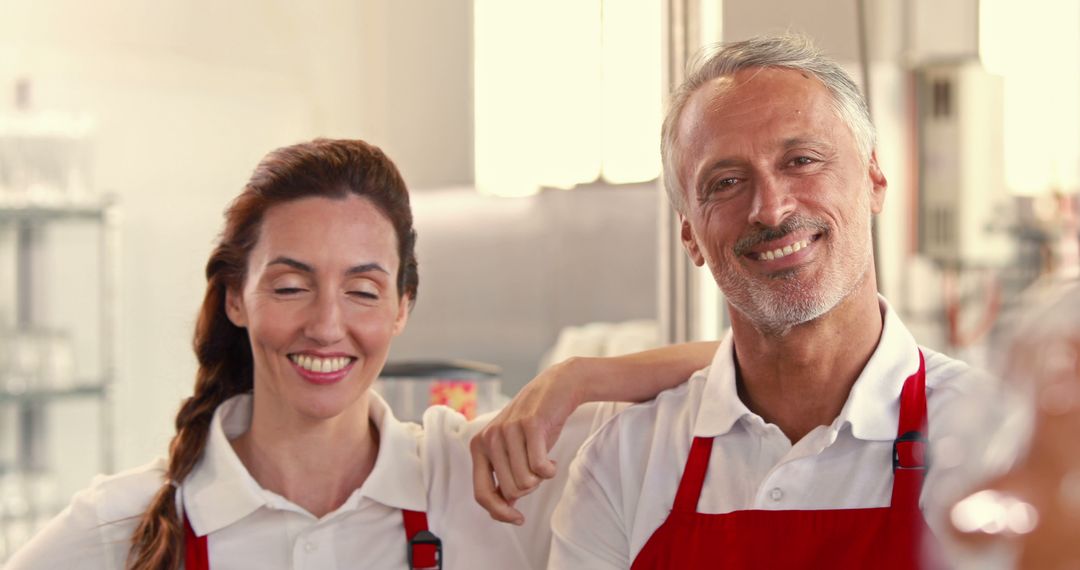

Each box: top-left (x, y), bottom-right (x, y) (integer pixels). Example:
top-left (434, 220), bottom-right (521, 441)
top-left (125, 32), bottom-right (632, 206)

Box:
top-left (126, 139), bottom-right (419, 569)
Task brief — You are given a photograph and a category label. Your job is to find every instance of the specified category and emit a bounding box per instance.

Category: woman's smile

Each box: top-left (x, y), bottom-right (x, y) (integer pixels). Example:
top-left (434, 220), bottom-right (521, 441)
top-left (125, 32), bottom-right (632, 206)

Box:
top-left (289, 352), bottom-right (358, 385)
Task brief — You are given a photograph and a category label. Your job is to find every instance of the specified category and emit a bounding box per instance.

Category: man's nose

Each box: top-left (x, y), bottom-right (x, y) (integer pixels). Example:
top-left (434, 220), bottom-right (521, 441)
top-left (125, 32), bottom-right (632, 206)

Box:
top-left (747, 174), bottom-right (796, 228)
top-left (305, 292), bottom-right (346, 345)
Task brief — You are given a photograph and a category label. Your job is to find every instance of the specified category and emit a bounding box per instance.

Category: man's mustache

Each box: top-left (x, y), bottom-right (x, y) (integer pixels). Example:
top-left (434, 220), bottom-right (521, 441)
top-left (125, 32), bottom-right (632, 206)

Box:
top-left (733, 215), bottom-right (830, 257)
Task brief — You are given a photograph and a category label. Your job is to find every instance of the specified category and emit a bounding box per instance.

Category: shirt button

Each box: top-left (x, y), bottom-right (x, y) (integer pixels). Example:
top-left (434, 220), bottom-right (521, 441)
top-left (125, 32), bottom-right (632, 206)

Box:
top-left (769, 487), bottom-right (784, 501)
top-left (304, 542), bottom-right (317, 553)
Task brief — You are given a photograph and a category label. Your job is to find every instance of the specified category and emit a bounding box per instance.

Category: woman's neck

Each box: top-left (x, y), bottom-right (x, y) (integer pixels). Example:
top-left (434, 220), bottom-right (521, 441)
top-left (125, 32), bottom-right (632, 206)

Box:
top-left (229, 393), bottom-right (380, 518)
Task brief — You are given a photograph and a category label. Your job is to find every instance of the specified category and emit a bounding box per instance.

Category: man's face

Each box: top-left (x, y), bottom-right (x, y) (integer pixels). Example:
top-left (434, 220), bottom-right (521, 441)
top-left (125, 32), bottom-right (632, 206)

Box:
top-left (675, 67), bottom-right (887, 334)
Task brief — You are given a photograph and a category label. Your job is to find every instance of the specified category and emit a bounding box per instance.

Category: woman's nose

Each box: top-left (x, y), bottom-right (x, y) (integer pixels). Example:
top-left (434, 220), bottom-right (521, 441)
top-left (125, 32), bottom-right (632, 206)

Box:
top-left (305, 293), bottom-right (346, 345)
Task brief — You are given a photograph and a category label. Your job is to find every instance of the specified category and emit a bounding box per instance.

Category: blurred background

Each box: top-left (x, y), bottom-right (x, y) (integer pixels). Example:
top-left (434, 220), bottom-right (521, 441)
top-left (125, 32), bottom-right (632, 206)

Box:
top-left (0, 0), bottom-right (1077, 562)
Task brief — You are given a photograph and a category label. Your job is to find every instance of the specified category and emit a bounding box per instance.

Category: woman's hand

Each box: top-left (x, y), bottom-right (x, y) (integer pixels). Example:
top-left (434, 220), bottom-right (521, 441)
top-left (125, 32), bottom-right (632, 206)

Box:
top-left (470, 358), bottom-right (587, 524)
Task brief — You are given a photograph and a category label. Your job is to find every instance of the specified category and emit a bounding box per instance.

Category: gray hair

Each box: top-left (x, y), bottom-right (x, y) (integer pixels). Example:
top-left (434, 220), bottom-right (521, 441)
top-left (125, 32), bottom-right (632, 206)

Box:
top-left (661, 33), bottom-right (877, 213)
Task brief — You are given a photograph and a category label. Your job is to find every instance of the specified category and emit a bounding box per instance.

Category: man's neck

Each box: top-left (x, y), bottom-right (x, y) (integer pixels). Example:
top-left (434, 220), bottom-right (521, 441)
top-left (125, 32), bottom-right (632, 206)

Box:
top-left (729, 279), bottom-right (884, 444)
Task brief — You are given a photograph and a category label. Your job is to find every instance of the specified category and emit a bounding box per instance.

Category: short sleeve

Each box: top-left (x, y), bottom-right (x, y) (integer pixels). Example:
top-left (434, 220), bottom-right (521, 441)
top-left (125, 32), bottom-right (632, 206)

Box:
top-left (508, 401), bottom-right (626, 568)
top-left (548, 437), bottom-right (631, 570)
top-left (8, 489), bottom-right (110, 569)
top-left (7, 459), bottom-right (165, 569)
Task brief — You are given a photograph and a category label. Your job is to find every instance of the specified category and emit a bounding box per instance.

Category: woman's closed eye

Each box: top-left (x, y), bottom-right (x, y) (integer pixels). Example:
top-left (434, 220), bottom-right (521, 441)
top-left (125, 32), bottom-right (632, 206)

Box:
top-left (345, 278), bottom-right (382, 301)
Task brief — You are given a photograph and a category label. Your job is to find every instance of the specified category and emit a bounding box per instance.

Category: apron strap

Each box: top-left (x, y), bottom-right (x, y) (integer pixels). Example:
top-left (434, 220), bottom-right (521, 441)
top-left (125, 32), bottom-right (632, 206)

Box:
top-left (672, 437), bottom-right (714, 512)
top-left (183, 509), bottom-right (441, 570)
top-left (402, 509), bottom-right (442, 570)
top-left (668, 351), bottom-right (929, 518)
top-left (183, 515), bottom-right (210, 570)
top-left (891, 350), bottom-right (929, 509)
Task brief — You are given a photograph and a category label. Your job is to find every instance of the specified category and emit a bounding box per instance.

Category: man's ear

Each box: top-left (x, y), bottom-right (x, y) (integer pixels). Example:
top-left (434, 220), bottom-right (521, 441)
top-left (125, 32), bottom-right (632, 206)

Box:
top-left (680, 215), bottom-right (706, 267)
top-left (868, 150), bottom-right (887, 214)
top-left (224, 287), bottom-right (247, 328)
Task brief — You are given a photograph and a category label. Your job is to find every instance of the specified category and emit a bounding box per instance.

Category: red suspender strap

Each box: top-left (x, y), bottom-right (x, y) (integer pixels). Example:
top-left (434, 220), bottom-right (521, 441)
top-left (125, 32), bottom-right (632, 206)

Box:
top-left (183, 515), bottom-right (209, 570)
top-left (402, 509), bottom-right (441, 569)
top-left (891, 350), bottom-right (929, 509)
top-left (183, 503), bottom-right (440, 569)
top-left (673, 437), bottom-right (714, 512)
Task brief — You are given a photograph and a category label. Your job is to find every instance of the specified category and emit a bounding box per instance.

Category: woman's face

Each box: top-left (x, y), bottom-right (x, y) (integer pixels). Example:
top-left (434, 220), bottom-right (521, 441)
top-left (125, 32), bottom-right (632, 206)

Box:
top-left (225, 194), bottom-right (409, 422)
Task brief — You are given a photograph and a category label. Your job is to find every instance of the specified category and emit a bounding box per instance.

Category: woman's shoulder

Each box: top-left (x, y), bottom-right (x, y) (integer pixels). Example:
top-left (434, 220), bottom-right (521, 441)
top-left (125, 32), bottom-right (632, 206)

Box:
top-left (6, 457), bottom-right (167, 569)
top-left (82, 456), bottom-right (170, 519)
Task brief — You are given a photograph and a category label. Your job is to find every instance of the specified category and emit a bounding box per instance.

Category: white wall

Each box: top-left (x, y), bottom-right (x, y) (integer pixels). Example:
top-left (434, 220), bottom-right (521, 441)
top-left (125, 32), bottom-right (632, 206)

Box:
top-left (0, 0), bottom-right (474, 480)
top-left (1, 0), bottom-right (657, 498)
top-left (397, 183), bottom-right (659, 395)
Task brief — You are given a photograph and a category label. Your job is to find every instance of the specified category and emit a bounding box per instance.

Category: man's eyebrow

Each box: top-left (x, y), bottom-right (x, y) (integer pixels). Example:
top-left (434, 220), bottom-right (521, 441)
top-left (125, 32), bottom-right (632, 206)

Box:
top-left (781, 137), bottom-right (835, 151)
top-left (701, 158), bottom-right (745, 172)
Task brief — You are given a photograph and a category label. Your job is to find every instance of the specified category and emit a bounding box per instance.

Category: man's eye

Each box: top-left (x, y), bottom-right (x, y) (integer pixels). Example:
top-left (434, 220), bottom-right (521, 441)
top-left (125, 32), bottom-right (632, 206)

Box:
top-left (707, 178), bottom-right (740, 195)
top-left (274, 287), bottom-right (305, 295)
top-left (348, 291), bottom-right (379, 300)
top-left (790, 156), bottom-right (816, 166)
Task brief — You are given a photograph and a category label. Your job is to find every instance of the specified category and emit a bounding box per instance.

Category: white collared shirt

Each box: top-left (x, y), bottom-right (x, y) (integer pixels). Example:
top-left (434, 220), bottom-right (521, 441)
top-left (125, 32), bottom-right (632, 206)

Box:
top-left (10, 391), bottom-right (621, 569)
top-left (550, 298), bottom-right (985, 569)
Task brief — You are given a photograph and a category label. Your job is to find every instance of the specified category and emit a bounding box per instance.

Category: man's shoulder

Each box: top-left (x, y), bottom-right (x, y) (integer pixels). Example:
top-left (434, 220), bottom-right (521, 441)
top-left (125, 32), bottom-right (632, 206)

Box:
top-left (577, 367), bottom-right (710, 466)
top-left (920, 345), bottom-right (993, 393)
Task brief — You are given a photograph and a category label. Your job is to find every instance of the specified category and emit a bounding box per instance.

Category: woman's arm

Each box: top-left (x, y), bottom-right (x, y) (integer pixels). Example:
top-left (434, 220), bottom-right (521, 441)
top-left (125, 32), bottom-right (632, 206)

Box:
top-left (470, 341), bottom-right (718, 523)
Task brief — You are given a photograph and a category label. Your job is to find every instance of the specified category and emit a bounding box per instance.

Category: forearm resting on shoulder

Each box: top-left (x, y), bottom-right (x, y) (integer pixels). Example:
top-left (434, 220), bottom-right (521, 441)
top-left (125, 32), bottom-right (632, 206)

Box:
top-left (571, 341), bottom-right (718, 403)
top-left (470, 341), bottom-right (717, 523)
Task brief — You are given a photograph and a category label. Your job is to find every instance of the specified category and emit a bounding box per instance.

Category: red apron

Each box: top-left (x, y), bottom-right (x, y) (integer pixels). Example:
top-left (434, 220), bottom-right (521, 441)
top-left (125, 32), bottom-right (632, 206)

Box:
top-left (183, 508), bottom-right (440, 569)
top-left (632, 351), bottom-right (942, 570)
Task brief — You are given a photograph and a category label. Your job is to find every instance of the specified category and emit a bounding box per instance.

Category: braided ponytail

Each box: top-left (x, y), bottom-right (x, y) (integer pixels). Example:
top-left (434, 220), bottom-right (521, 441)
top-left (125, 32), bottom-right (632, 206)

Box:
top-left (127, 266), bottom-right (253, 568)
top-left (125, 139), bottom-right (418, 568)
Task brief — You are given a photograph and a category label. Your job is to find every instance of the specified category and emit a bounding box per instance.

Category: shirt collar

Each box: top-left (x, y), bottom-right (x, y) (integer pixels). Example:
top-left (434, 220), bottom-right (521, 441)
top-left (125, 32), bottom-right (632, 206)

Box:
top-left (352, 390), bottom-right (428, 512)
top-left (693, 296), bottom-right (921, 442)
top-left (693, 330), bottom-right (751, 437)
top-left (183, 391), bottom-right (428, 536)
top-left (837, 296), bottom-right (922, 441)
top-left (182, 393), bottom-right (265, 536)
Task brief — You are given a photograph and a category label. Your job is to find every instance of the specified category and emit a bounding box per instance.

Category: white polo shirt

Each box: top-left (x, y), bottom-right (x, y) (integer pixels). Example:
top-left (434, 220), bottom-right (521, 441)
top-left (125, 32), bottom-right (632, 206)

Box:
top-left (10, 391), bottom-right (621, 569)
top-left (550, 298), bottom-right (983, 569)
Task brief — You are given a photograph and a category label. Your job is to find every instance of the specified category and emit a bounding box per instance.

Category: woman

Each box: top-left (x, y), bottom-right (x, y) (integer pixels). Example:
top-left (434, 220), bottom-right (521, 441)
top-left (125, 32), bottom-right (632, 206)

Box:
top-left (9, 139), bottom-right (714, 569)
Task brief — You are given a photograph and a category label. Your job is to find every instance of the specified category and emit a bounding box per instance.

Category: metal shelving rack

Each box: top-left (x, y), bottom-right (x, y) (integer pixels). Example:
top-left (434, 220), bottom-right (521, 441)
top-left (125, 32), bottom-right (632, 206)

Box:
top-left (0, 196), bottom-right (118, 559)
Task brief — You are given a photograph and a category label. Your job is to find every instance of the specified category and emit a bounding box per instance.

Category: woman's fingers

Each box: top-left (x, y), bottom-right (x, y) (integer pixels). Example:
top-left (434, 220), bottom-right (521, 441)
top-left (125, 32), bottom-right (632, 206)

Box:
top-left (522, 417), bottom-right (558, 480)
top-left (503, 422), bottom-right (542, 494)
top-left (471, 436), bottom-right (524, 524)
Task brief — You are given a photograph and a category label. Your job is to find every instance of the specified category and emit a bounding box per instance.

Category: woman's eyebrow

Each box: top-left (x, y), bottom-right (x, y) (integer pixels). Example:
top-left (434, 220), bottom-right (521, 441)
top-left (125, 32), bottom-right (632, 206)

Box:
top-left (268, 256), bottom-right (312, 272)
top-left (267, 257), bottom-right (389, 276)
top-left (345, 262), bottom-right (389, 276)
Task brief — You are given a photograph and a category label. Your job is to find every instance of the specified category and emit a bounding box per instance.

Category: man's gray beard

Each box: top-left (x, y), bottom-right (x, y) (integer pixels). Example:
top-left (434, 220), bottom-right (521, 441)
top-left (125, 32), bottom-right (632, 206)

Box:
top-left (723, 245), bottom-right (872, 338)
top-left (738, 276), bottom-right (837, 337)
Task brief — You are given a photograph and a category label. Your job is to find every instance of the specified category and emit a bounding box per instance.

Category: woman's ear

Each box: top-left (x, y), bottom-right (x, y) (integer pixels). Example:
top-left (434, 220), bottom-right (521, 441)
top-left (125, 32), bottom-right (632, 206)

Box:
top-left (224, 287), bottom-right (248, 328)
top-left (392, 294), bottom-right (411, 336)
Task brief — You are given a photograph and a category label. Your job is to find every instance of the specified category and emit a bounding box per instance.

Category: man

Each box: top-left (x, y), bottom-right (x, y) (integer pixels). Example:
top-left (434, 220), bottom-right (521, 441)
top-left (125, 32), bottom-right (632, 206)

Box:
top-left (548, 34), bottom-right (976, 568)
